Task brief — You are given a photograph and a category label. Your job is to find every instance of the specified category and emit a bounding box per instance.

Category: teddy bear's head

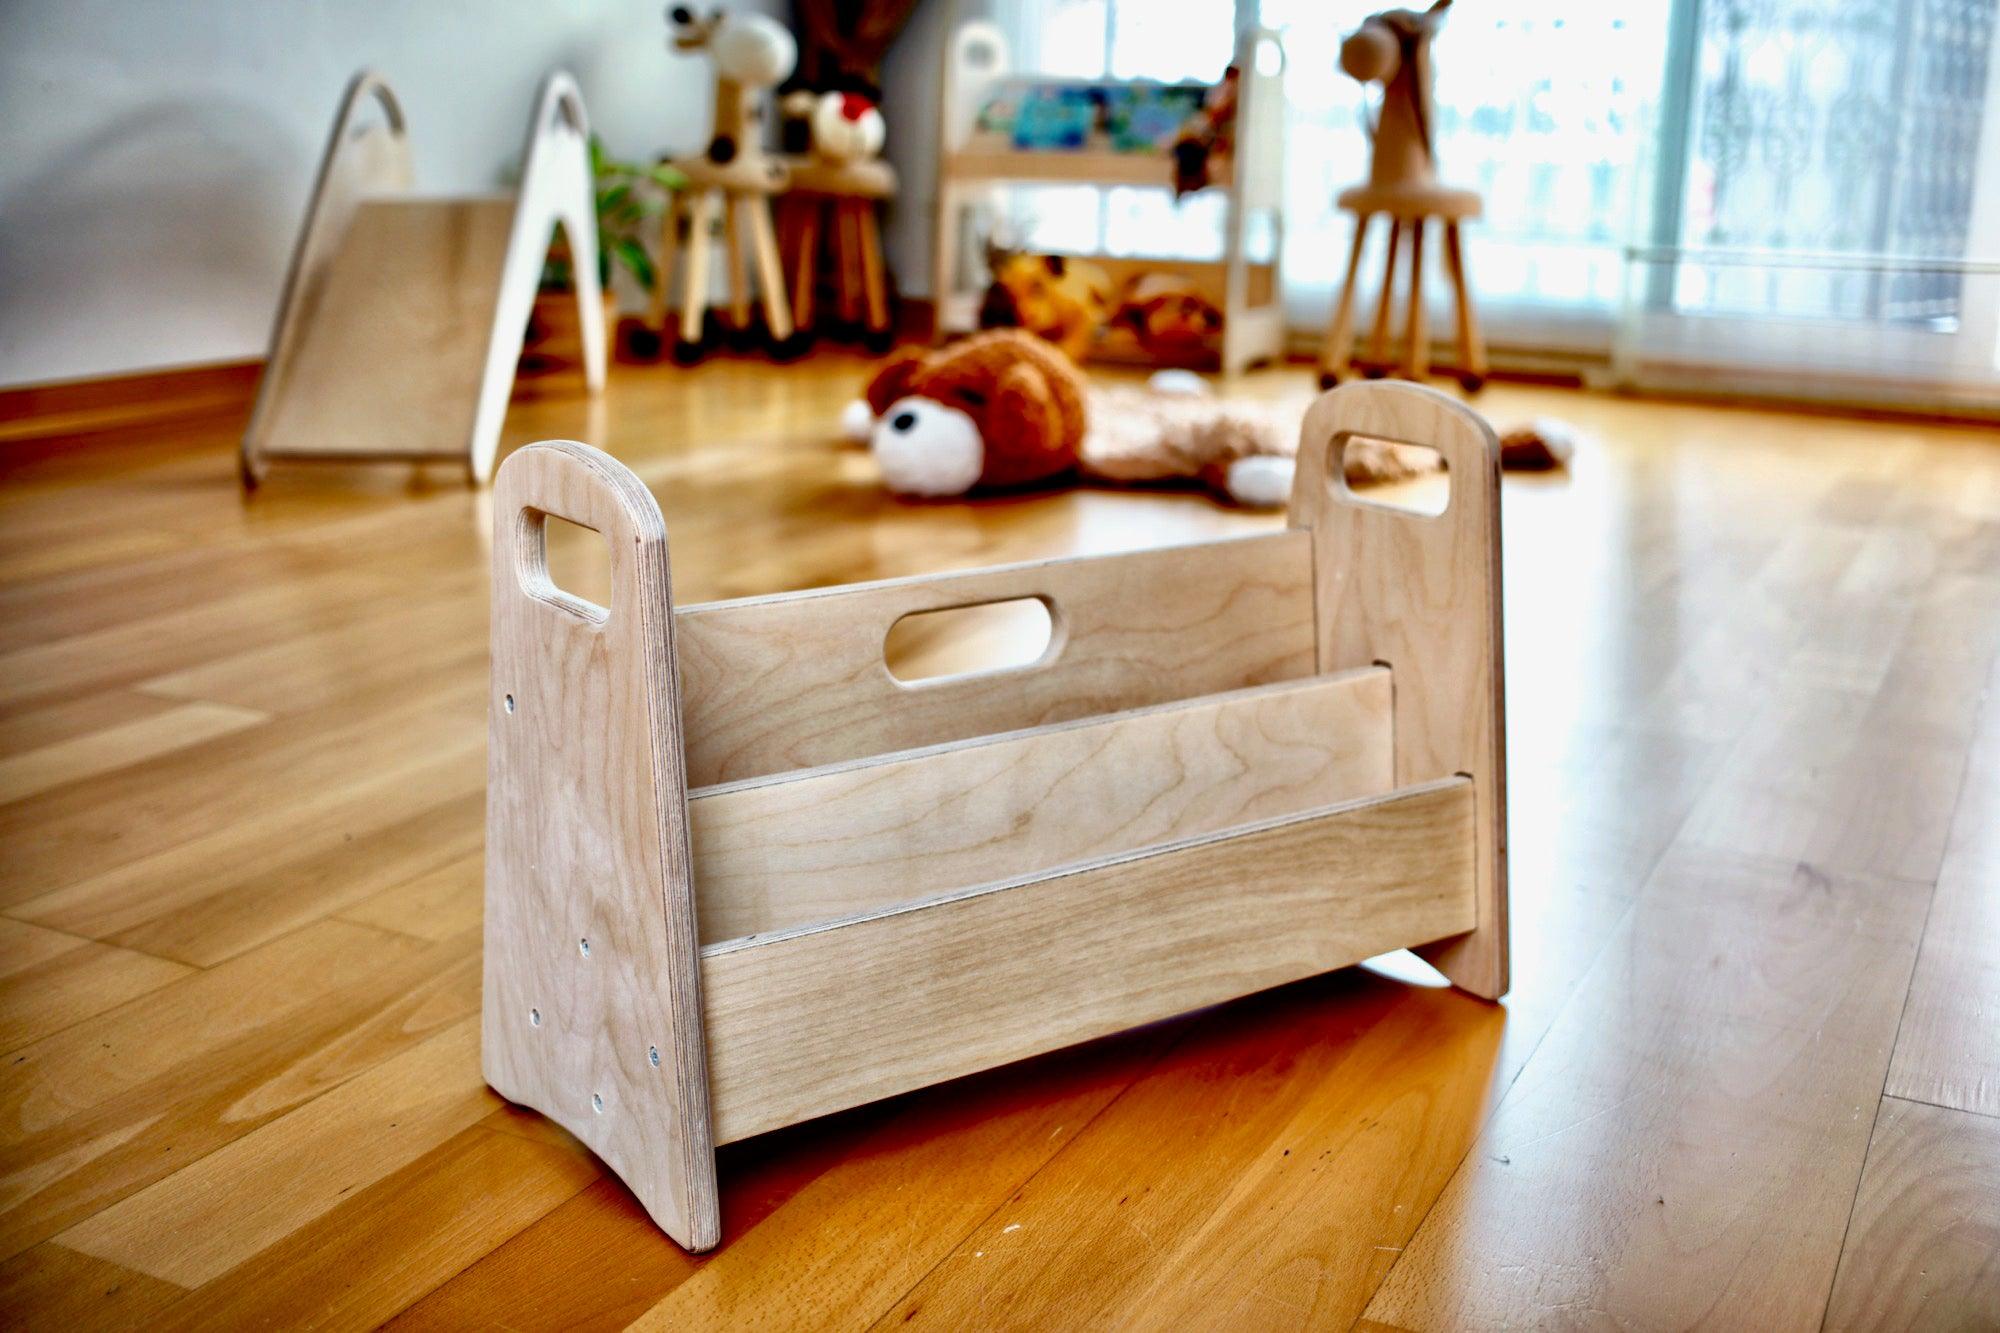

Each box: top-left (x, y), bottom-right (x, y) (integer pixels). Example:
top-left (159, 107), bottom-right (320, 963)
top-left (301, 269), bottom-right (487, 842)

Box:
top-left (854, 330), bottom-right (1089, 496)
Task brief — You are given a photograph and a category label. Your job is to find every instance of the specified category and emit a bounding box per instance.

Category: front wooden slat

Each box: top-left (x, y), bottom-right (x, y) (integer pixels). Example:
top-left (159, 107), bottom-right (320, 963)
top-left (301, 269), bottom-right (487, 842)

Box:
top-left (673, 529), bottom-right (1317, 786)
top-left (689, 669), bottom-right (1394, 944)
top-left (699, 778), bottom-right (1477, 1145)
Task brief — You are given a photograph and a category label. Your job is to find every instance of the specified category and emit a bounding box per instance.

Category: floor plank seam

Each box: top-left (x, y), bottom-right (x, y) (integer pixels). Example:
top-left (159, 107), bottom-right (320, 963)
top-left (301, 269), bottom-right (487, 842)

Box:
top-left (1815, 732), bottom-right (1970, 1332)
top-left (0, 913), bottom-right (208, 973)
top-left (1816, 1093), bottom-right (1892, 1333)
top-left (1361, 896), bottom-right (1643, 1316)
top-left (856, 1023), bottom-right (1201, 1330)
top-left (1362, 748), bottom-right (1723, 1315)
top-left (365, 1126), bottom-right (603, 1328)
top-left (1877, 1090), bottom-right (2000, 1124)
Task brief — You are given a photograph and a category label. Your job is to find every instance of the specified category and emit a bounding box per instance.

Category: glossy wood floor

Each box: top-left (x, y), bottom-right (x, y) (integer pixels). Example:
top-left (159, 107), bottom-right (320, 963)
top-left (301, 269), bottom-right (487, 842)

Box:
top-left (2, 351), bottom-right (1997, 1329)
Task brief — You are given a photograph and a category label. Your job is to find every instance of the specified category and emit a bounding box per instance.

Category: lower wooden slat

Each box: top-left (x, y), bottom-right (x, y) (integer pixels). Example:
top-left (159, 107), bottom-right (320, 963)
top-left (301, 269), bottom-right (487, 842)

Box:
top-left (699, 778), bottom-right (1477, 1144)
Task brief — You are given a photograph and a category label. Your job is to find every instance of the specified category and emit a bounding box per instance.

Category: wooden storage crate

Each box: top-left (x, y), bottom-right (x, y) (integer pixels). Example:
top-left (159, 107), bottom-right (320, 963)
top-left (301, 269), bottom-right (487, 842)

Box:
top-left (482, 381), bottom-right (1507, 1251)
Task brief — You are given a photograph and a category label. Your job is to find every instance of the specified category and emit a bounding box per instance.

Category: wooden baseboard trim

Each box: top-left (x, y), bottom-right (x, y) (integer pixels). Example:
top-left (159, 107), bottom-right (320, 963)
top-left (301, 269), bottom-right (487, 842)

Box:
top-left (0, 360), bottom-right (264, 447)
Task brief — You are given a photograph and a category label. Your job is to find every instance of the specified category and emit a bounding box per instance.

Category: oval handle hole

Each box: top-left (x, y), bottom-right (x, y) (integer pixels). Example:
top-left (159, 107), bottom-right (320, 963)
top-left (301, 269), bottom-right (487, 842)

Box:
top-left (884, 597), bottom-right (1056, 684)
top-left (1339, 435), bottom-right (1450, 516)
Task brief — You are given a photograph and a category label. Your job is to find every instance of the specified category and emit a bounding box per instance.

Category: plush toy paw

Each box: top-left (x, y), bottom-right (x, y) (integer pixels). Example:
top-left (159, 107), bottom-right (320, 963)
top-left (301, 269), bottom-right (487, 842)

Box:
top-left (871, 398), bottom-right (984, 497)
top-left (839, 398), bottom-right (877, 443)
top-left (1147, 369), bottom-right (1210, 397)
top-left (1223, 454), bottom-right (1294, 509)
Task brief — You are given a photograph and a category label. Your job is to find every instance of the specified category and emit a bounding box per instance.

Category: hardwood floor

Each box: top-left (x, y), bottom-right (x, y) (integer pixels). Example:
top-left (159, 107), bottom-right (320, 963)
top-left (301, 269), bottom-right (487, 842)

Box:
top-left (2, 351), bottom-right (1998, 1328)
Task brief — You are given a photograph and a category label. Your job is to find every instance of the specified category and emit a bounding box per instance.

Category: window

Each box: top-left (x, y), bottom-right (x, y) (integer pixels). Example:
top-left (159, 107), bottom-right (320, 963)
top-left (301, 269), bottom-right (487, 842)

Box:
top-left (975, 0), bottom-right (2000, 398)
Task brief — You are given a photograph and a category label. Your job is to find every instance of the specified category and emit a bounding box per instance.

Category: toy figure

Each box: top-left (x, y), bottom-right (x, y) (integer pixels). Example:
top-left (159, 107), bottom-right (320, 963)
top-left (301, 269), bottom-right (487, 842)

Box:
top-left (977, 242), bottom-right (1114, 361)
top-left (645, 6), bottom-right (801, 361)
top-left (843, 329), bottom-right (1436, 506)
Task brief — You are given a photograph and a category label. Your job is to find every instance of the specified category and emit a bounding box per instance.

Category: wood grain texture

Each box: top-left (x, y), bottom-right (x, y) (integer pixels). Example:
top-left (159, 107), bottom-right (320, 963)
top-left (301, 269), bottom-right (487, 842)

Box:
top-left (688, 669), bottom-right (1392, 943)
top-left (243, 71), bottom-right (604, 484)
top-left (1290, 379), bottom-right (1508, 998)
top-left (1886, 680), bottom-right (2000, 1116)
top-left (675, 529), bottom-right (1317, 786)
top-left (1361, 846), bottom-right (1932, 1329)
top-left (60, 1019), bottom-right (494, 1285)
top-left (0, 701), bottom-right (266, 804)
top-left (250, 196), bottom-right (515, 459)
top-left (1822, 1096), bottom-right (2000, 1330)
top-left (701, 779), bottom-right (1476, 1144)
top-left (0, 919), bottom-right (192, 1055)
top-left (144, 1126), bottom-right (597, 1331)
top-left (483, 440), bottom-right (718, 1251)
top-left (4, 350), bottom-right (1998, 1326)
top-left (877, 970), bottom-right (1506, 1330)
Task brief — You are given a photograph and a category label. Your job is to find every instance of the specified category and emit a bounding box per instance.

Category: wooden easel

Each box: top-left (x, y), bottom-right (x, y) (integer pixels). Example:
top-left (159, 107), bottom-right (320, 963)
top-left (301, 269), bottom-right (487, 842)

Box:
top-left (241, 70), bottom-right (603, 486)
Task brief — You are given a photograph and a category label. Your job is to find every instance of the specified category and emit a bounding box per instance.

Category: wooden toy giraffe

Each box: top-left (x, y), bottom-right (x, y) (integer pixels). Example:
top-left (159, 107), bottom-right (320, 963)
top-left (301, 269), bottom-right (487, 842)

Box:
top-left (645, 6), bottom-right (800, 362)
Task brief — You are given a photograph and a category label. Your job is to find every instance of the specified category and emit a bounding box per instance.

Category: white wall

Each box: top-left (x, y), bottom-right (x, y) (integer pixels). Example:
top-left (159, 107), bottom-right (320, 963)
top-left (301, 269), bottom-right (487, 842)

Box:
top-left (0, 0), bottom-right (778, 387)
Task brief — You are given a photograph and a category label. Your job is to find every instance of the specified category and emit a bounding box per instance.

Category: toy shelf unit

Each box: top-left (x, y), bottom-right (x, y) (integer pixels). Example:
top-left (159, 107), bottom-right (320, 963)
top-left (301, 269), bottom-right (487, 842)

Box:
top-left (482, 380), bottom-right (1507, 1252)
top-left (241, 70), bottom-right (604, 488)
top-left (931, 22), bottom-right (1288, 376)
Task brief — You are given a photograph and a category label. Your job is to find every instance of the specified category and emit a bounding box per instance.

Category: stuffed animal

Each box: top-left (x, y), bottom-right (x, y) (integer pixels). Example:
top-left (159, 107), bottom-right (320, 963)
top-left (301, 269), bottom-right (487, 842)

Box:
top-left (1114, 273), bottom-right (1224, 354)
top-left (977, 244), bottom-right (1114, 361)
top-left (780, 89), bottom-right (887, 163)
top-left (856, 330), bottom-right (1087, 495)
top-left (843, 329), bottom-right (1435, 507)
top-left (1499, 417), bottom-right (1581, 470)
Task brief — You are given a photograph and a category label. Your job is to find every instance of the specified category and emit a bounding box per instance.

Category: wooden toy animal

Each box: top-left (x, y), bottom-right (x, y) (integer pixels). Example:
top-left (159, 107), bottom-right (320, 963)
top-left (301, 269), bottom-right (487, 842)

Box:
top-left (1318, 0), bottom-right (1489, 391)
top-left (777, 89), bottom-right (899, 351)
top-left (645, 6), bottom-right (800, 361)
top-left (1342, 0), bottom-right (1451, 192)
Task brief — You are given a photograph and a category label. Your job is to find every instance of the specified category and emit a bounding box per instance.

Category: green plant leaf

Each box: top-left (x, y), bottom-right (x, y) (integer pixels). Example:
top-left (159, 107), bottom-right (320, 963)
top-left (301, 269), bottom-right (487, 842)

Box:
top-left (611, 236), bottom-right (655, 292)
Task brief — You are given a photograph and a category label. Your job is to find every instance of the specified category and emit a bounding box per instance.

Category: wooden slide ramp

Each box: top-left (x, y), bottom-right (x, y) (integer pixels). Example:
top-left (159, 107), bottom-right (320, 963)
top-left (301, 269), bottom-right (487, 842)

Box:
top-left (242, 71), bottom-right (604, 487)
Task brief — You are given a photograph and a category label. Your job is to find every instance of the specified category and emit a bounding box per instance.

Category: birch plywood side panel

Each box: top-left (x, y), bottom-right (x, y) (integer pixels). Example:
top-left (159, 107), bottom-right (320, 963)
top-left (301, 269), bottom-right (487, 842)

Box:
top-left (674, 530), bottom-right (1318, 786)
top-left (688, 670), bottom-right (1394, 943)
top-left (1290, 381), bottom-right (1508, 998)
top-left (700, 779), bottom-right (1478, 1144)
top-left (482, 441), bottom-right (718, 1252)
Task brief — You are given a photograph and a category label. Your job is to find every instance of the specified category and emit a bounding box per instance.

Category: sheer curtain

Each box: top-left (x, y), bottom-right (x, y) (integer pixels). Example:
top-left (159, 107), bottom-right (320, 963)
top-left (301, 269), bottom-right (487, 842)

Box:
top-left (1619, 0), bottom-right (2000, 407)
top-left (985, 0), bottom-right (2000, 403)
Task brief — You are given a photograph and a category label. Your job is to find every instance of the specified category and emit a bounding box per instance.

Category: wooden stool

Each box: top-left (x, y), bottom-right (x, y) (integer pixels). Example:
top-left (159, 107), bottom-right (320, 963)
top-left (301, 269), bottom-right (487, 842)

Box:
top-left (1319, 183), bottom-right (1486, 392)
top-left (646, 155), bottom-right (799, 363)
top-left (778, 158), bottom-right (897, 353)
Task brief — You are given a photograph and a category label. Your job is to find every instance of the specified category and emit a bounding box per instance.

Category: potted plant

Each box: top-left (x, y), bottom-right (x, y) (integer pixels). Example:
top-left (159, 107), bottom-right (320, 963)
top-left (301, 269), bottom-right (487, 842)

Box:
top-left (523, 138), bottom-right (684, 370)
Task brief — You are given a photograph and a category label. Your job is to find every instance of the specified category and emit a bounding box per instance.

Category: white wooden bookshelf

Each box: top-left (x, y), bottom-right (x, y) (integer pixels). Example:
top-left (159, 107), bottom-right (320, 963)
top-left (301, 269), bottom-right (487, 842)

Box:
top-left (930, 20), bottom-right (1288, 376)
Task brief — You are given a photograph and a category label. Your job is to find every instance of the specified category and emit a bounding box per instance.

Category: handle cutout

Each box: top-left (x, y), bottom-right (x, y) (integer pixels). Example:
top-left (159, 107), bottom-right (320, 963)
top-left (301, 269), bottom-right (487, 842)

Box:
top-left (884, 597), bottom-right (1057, 685)
top-left (518, 509), bottom-right (613, 623)
top-left (1338, 434), bottom-right (1450, 517)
